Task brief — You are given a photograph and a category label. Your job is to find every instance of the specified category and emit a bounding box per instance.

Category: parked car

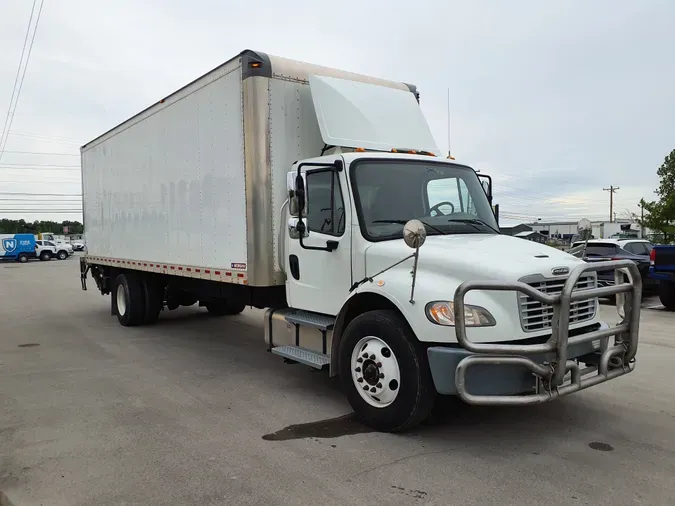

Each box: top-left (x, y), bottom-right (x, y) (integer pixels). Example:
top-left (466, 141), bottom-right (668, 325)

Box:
top-left (35, 240), bottom-right (71, 260)
top-left (649, 245), bottom-right (675, 310)
top-left (72, 241), bottom-right (85, 251)
top-left (568, 239), bottom-right (656, 294)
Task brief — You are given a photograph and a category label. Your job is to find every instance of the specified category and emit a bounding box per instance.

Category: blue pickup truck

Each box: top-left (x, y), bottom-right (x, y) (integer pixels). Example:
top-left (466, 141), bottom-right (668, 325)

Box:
top-left (0, 233), bottom-right (37, 263)
top-left (649, 245), bottom-right (675, 310)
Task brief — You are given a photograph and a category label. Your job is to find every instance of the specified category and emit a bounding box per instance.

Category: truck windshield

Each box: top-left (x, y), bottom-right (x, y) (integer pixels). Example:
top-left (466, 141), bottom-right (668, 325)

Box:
top-left (351, 159), bottom-right (499, 241)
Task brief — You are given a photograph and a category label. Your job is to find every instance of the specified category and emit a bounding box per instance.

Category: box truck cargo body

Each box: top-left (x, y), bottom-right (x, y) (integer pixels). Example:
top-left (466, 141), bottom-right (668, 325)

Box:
top-left (81, 49), bottom-right (643, 431)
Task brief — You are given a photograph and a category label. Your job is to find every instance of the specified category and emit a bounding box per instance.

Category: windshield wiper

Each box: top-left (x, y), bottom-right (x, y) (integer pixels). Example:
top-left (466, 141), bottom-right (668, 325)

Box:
top-left (447, 218), bottom-right (499, 233)
top-left (372, 219), bottom-right (447, 236)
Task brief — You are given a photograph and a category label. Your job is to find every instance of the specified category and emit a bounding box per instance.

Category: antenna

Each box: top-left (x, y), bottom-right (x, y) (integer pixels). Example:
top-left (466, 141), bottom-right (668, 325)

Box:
top-left (447, 88), bottom-right (455, 160)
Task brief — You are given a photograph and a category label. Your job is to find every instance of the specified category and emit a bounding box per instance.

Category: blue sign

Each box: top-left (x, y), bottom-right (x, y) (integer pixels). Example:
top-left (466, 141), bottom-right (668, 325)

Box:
top-left (2, 238), bottom-right (17, 253)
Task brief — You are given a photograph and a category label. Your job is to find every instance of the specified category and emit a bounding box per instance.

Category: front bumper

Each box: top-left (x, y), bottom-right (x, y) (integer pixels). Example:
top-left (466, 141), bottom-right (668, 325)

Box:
top-left (427, 324), bottom-right (604, 396)
top-left (432, 260), bottom-right (642, 406)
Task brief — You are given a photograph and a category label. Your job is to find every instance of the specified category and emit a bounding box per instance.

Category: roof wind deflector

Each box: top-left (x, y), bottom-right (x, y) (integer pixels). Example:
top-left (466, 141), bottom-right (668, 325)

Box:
top-left (308, 75), bottom-right (439, 155)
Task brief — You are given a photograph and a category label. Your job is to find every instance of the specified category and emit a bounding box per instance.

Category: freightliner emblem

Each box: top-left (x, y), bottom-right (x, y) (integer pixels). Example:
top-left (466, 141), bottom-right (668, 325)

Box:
top-left (551, 266), bottom-right (570, 276)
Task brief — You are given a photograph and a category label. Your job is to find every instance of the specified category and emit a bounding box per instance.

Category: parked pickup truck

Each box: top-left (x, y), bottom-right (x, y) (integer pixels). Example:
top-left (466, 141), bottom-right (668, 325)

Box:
top-left (649, 245), bottom-right (675, 310)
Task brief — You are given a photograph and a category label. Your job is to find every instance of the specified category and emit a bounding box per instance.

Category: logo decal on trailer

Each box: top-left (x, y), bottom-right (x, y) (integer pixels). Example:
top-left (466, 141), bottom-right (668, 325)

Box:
top-left (231, 262), bottom-right (246, 270)
top-left (2, 238), bottom-right (17, 253)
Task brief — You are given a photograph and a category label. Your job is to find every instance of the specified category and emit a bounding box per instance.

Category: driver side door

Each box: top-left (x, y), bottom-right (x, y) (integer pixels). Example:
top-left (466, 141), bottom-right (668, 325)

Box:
top-left (286, 163), bottom-right (352, 315)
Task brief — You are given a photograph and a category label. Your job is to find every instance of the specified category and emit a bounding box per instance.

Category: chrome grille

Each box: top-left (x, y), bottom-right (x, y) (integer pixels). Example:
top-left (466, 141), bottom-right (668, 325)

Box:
top-left (518, 275), bottom-right (597, 332)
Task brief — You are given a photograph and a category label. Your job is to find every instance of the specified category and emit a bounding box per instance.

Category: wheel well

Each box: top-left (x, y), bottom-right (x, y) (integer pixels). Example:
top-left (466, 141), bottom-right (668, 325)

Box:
top-left (330, 292), bottom-right (411, 377)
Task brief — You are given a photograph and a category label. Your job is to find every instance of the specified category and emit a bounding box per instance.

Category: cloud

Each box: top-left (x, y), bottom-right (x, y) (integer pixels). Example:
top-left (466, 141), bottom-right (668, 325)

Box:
top-left (1, 0), bottom-right (674, 225)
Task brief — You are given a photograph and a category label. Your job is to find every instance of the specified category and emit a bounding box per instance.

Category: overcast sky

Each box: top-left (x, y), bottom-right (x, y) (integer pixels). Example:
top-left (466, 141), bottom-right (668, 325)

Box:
top-left (1, 0), bottom-right (674, 225)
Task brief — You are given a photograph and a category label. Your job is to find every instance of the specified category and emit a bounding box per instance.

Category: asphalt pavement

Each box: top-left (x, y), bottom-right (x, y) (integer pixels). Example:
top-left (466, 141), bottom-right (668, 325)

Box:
top-left (1, 257), bottom-right (674, 505)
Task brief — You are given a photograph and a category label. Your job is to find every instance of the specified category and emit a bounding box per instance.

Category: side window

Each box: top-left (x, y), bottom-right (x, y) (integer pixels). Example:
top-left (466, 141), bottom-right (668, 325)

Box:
top-left (632, 243), bottom-right (649, 255)
top-left (46, 241), bottom-right (55, 247)
top-left (306, 170), bottom-right (345, 236)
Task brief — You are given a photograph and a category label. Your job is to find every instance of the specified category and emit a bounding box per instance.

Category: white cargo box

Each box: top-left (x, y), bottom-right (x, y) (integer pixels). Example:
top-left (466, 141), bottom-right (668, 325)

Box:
top-left (82, 50), bottom-right (430, 287)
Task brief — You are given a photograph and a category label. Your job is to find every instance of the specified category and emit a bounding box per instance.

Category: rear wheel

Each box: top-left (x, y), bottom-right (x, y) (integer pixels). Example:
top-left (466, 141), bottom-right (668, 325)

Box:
top-left (205, 299), bottom-right (246, 316)
top-left (114, 272), bottom-right (145, 326)
top-left (339, 309), bottom-right (436, 432)
top-left (659, 281), bottom-right (675, 311)
top-left (39, 251), bottom-right (51, 261)
top-left (17, 253), bottom-right (28, 263)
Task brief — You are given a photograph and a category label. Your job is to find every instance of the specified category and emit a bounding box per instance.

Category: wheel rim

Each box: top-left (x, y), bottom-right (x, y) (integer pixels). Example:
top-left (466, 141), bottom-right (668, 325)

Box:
top-left (116, 284), bottom-right (127, 316)
top-left (350, 336), bottom-right (401, 408)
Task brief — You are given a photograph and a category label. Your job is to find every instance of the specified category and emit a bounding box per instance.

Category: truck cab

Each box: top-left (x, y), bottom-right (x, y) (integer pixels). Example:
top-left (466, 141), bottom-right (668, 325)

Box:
top-left (266, 76), bottom-right (642, 431)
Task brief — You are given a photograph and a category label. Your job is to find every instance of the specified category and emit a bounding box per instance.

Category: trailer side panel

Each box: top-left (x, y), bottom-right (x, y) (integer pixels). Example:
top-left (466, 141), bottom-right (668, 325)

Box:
top-left (82, 61), bottom-right (247, 275)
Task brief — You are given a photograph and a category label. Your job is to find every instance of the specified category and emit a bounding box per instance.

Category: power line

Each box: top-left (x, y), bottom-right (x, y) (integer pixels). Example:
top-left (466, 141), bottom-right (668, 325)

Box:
top-left (0, 0), bottom-right (45, 163)
top-left (1, 150), bottom-right (79, 156)
top-left (0, 192), bottom-right (81, 196)
top-left (0, 0), bottom-right (39, 163)
top-left (0, 130), bottom-right (80, 146)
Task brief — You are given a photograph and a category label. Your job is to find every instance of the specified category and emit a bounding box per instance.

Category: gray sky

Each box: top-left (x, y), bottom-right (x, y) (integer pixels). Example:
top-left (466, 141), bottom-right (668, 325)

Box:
top-left (1, 0), bottom-right (674, 225)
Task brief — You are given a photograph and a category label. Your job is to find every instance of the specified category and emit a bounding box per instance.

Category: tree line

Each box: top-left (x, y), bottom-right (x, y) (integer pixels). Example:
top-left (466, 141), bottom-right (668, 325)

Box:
top-left (0, 219), bottom-right (84, 235)
top-left (641, 149), bottom-right (675, 243)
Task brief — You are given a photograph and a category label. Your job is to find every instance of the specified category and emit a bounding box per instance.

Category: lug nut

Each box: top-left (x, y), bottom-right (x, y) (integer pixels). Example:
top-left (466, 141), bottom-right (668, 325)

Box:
top-left (370, 387), bottom-right (376, 393)
top-left (355, 367), bottom-right (361, 372)
top-left (362, 353), bottom-right (369, 358)
top-left (357, 377), bottom-right (363, 383)
top-left (376, 383), bottom-right (382, 388)
top-left (363, 385), bottom-right (369, 391)
top-left (357, 357), bottom-right (363, 363)
top-left (379, 373), bottom-right (384, 379)
top-left (369, 354), bottom-right (376, 360)
top-left (376, 362), bottom-right (382, 367)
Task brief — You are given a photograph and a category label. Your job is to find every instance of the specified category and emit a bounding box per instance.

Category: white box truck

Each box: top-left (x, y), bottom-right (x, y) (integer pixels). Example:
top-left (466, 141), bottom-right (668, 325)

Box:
top-left (80, 49), bottom-right (642, 431)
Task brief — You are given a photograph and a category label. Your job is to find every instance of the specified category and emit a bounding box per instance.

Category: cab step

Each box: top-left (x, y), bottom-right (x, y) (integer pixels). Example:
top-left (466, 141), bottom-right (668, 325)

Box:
top-left (284, 310), bottom-right (335, 331)
top-left (271, 345), bottom-right (330, 369)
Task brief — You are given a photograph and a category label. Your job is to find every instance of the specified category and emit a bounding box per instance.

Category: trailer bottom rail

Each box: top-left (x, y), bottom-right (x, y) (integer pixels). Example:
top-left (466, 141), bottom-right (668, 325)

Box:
top-left (454, 343), bottom-right (633, 406)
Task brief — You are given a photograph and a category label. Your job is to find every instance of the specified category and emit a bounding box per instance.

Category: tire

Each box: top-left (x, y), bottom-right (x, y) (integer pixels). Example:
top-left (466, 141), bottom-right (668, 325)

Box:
top-left (142, 275), bottom-right (164, 325)
top-left (57, 250), bottom-right (68, 260)
top-left (18, 253), bottom-right (28, 263)
top-left (659, 281), bottom-right (675, 311)
top-left (114, 272), bottom-right (145, 326)
top-left (205, 299), bottom-right (246, 316)
top-left (338, 309), bottom-right (436, 432)
top-left (39, 251), bottom-right (51, 261)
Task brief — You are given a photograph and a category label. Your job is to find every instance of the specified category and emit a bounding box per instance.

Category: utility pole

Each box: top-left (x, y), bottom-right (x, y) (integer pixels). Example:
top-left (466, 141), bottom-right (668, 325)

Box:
top-left (638, 201), bottom-right (645, 238)
top-left (603, 186), bottom-right (619, 222)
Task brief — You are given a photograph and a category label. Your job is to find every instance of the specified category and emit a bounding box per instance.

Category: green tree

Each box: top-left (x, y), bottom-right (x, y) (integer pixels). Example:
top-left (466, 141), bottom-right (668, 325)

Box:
top-left (640, 149), bottom-right (675, 243)
top-left (0, 219), bottom-right (84, 235)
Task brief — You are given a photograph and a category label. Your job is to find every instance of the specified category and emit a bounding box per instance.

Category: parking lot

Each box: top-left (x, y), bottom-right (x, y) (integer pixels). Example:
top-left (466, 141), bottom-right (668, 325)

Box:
top-left (1, 258), bottom-right (675, 506)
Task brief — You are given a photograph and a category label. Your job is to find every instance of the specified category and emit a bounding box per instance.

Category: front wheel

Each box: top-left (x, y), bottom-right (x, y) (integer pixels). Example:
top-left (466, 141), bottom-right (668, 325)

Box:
top-left (339, 310), bottom-right (436, 432)
top-left (57, 250), bottom-right (68, 260)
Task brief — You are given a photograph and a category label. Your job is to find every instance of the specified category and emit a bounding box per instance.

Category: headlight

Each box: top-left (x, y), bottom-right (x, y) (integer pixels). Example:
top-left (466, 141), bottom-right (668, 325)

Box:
top-left (425, 301), bottom-right (496, 327)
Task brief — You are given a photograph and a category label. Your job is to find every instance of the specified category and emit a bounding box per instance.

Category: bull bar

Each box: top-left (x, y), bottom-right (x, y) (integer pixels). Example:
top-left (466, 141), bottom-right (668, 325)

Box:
top-left (453, 260), bottom-right (641, 406)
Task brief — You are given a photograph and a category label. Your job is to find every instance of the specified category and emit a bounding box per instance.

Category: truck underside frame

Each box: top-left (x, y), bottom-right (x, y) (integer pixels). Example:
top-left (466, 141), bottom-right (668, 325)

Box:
top-left (453, 260), bottom-right (642, 405)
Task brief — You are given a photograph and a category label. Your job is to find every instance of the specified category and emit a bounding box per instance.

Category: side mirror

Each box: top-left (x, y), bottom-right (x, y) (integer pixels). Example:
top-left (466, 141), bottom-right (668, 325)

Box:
top-left (287, 172), bottom-right (307, 216)
top-left (403, 219), bottom-right (427, 249)
top-left (577, 218), bottom-right (592, 240)
top-left (288, 217), bottom-right (309, 239)
top-left (477, 174), bottom-right (493, 204)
